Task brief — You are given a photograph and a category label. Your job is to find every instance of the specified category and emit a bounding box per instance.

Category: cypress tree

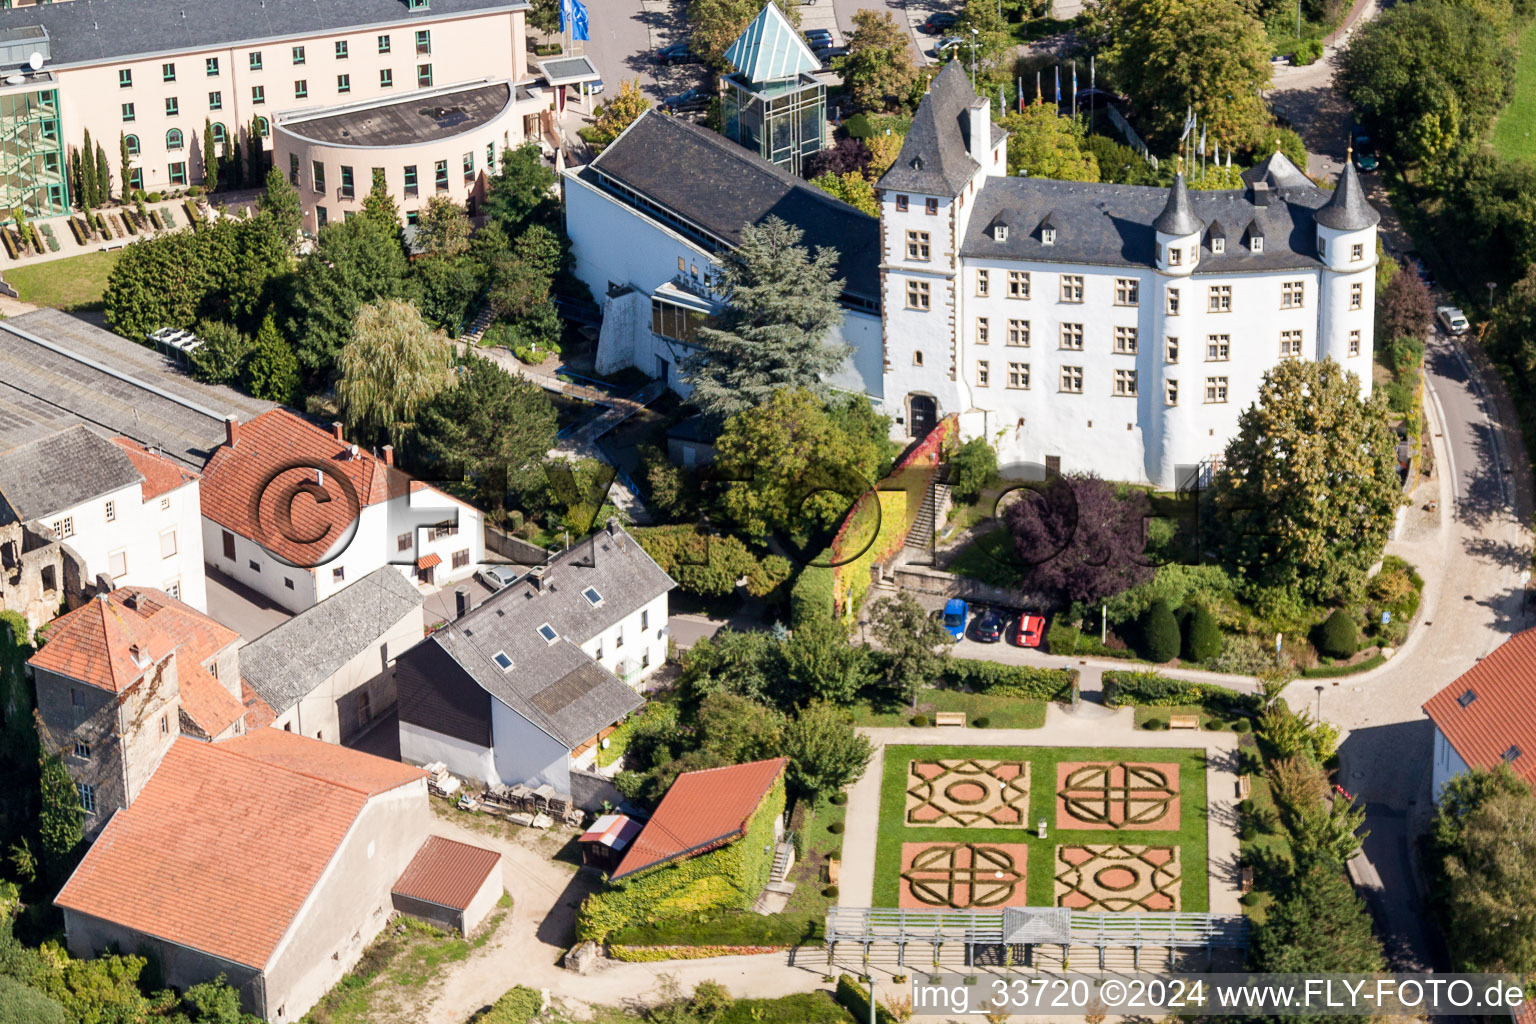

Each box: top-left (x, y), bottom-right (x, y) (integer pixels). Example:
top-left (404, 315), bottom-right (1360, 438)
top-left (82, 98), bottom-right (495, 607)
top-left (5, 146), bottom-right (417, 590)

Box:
top-left (119, 131), bottom-right (134, 199)
top-left (202, 118), bottom-right (219, 191)
top-left (68, 147), bottom-right (83, 209)
top-left (95, 142), bottom-right (112, 203)
top-left (1181, 602), bottom-right (1223, 662)
top-left (247, 117), bottom-right (263, 178)
top-left (81, 128), bottom-right (97, 206)
top-left (1140, 600), bottom-right (1180, 663)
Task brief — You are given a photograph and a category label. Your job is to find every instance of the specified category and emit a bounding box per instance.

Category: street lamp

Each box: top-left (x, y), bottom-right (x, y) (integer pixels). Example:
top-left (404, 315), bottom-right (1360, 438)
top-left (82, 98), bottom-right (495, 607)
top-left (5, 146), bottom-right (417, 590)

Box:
top-left (969, 28), bottom-right (979, 90)
top-left (1314, 684), bottom-right (1324, 721)
top-left (1488, 280), bottom-right (1498, 316)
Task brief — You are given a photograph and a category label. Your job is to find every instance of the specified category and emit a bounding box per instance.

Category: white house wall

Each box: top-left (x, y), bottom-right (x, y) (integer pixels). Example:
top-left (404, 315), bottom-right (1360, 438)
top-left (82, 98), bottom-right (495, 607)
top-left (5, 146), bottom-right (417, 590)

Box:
top-left (575, 592), bottom-right (669, 689)
top-left (399, 719), bottom-right (499, 784)
top-left (490, 697), bottom-right (572, 794)
top-left (1431, 727), bottom-right (1471, 800)
top-left (50, 478), bottom-right (206, 611)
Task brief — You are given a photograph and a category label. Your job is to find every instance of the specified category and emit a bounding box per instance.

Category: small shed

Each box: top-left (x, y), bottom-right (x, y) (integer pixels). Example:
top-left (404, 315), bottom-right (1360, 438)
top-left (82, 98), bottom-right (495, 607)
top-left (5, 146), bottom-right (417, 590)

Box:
top-left (391, 836), bottom-right (503, 935)
top-left (578, 813), bottom-right (643, 873)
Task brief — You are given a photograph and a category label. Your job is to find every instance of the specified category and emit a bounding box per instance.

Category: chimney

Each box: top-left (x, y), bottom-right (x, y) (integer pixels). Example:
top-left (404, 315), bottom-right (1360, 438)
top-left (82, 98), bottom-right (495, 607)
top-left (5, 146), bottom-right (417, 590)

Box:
top-left (330, 421), bottom-right (344, 441)
top-left (454, 587), bottom-right (470, 619)
top-left (382, 444), bottom-right (395, 467)
top-left (1250, 181), bottom-right (1270, 208)
top-left (128, 643), bottom-right (149, 669)
top-left (605, 518), bottom-right (617, 537)
top-left (529, 564), bottom-right (547, 591)
top-left (225, 414), bottom-right (240, 448)
top-left (966, 100), bottom-right (989, 164)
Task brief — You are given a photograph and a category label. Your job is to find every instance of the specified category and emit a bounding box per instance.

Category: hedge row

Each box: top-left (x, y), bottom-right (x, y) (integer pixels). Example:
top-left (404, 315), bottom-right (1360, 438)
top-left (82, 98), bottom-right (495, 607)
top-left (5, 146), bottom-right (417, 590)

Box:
top-left (941, 660), bottom-right (1077, 702)
top-left (609, 944), bottom-right (788, 962)
top-left (470, 986), bottom-right (542, 1024)
top-left (1102, 670), bottom-right (1250, 710)
top-left (835, 975), bottom-right (900, 1024)
top-left (790, 559), bottom-right (835, 627)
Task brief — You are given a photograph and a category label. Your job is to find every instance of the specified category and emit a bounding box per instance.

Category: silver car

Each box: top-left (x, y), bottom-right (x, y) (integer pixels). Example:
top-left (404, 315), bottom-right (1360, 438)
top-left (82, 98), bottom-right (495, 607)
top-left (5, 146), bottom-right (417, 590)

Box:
top-left (475, 565), bottom-right (520, 590)
top-left (1435, 305), bottom-right (1469, 336)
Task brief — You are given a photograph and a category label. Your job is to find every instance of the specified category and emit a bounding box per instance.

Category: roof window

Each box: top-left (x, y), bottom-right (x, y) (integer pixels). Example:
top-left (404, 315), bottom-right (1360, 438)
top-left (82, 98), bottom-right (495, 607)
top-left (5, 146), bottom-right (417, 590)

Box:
top-left (583, 586), bottom-right (604, 607)
top-left (1504, 745), bottom-right (1523, 763)
top-left (492, 651), bottom-right (513, 671)
top-left (1457, 689), bottom-right (1477, 708)
top-left (538, 623), bottom-right (558, 643)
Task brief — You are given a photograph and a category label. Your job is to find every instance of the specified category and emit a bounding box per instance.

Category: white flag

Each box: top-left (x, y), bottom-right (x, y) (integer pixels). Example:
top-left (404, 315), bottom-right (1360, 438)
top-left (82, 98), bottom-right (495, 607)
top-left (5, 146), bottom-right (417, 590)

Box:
top-left (1198, 124), bottom-right (1207, 156)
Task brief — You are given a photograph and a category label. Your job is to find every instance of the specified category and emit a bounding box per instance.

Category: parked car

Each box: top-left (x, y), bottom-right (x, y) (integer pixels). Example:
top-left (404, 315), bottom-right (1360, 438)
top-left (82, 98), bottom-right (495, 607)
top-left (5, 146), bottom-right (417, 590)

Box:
top-left (815, 45), bottom-right (849, 65)
top-left (586, 79), bottom-right (605, 97)
top-left (475, 565), bottom-right (520, 591)
top-left (1014, 613), bottom-right (1046, 648)
top-left (942, 598), bottom-right (969, 641)
top-left (804, 28), bottom-right (833, 43)
top-left (921, 11), bottom-right (959, 33)
top-left (1352, 133), bottom-right (1378, 172)
top-left (655, 42), bottom-right (699, 65)
top-left (662, 87), bottom-right (708, 113)
top-left (1436, 305), bottom-right (1470, 335)
top-left (931, 35), bottom-right (966, 58)
top-left (971, 607), bottom-right (1006, 643)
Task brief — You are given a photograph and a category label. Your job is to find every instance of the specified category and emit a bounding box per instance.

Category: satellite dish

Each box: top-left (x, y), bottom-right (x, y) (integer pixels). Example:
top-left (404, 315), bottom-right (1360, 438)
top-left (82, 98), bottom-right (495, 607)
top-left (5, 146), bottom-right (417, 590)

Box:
top-left (27, 52), bottom-right (43, 71)
top-left (4, 75), bottom-right (22, 86)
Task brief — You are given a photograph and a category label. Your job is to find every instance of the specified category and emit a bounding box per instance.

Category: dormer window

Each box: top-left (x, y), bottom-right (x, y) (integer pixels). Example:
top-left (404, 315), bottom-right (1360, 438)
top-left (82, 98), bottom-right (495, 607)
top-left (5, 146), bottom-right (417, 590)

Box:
top-left (129, 643), bottom-right (150, 669)
top-left (492, 651), bottom-right (513, 671)
top-left (1041, 228), bottom-right (1055, 246)
top-left (1212, 237), bottom-right (1225, 255)
top-left (1250, 236), bottom-right (1263, 253)
top-left (993, 224), bottom-right (1008, 242)
top-left (537, 623), bottom-right (558, 644)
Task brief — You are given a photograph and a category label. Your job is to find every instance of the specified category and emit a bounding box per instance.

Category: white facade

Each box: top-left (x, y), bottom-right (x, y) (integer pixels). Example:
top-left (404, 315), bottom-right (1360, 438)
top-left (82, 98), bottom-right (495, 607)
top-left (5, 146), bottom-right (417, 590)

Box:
top-left (577, 591), bottom-right (669, 689)
top-left (1432, 726), bottom-right (1473, 799)
top-left (878, 96), bottom-right (1377, 489)
top-left (49, 475), bottom-right (207, 612)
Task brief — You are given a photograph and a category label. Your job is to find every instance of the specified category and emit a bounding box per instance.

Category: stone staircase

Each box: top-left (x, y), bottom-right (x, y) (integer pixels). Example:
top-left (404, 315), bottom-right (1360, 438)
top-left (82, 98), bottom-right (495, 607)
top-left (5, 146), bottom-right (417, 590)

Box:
top-left (460, 304), bottom-right (496, 344)
top-left (904, 467), bottom-right (951, 554)
top-left (769, 841), bottom-right (795, 883)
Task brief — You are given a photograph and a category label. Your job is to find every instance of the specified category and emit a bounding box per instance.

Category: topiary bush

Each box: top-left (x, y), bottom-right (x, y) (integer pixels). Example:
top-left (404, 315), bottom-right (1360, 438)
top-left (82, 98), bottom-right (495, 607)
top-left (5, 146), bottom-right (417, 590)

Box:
top-left (1233, 719), bottom-right (1251, 733)
top-left (972, 716), bottom-right (990, 729)
top-left (1143, 718), bottom-right (1167, 730)
top-left (1315, 609), bottom-right (1360, 659)
top-left (1180, 602), bottom-right (1223, 662)
top-left (1203, 719), bottom-right (1224, 731)
top-left (1140, 601), bottom-right (1180, 662)
top-left (911, 714), bottom-right (930, 727)
top-left (829, 792), bottom-right (848, 806)
top-left (822, 885), bottom-right (839, 898)
top-left (828, 822), bottom-right (845, 834)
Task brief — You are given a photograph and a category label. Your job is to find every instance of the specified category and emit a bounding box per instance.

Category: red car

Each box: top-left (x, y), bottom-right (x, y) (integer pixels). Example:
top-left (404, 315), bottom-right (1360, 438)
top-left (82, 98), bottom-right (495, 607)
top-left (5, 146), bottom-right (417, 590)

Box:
top-left (1014, 613), bottom-right (1045, 648)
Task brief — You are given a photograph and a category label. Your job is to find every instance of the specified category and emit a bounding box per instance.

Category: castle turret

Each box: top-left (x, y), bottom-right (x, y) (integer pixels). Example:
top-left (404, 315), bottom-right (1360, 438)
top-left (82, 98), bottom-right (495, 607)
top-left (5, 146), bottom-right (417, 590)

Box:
top-left (1314, 160), bottom-right (1379, 381)
top-left (1153, 174), bottom-right (1202, 276)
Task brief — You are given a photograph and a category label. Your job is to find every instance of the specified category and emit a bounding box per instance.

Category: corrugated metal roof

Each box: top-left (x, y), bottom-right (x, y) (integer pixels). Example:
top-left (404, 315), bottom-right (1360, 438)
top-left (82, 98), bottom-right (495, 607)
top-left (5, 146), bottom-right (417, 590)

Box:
top-left (393, 835), bottom-right (502, 910)
top-left (722, 2), bottom-right (818, 84)
top-left (611, 757), bottom-right (786, 880)
top-left (1425, 630), bottom-right (1536, 784)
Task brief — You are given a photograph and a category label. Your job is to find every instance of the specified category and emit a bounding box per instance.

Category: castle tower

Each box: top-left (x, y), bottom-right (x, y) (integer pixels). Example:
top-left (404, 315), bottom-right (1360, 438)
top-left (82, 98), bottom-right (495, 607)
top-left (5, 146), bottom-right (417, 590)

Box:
top-left (1313, 160), bottom-right (1379, 386)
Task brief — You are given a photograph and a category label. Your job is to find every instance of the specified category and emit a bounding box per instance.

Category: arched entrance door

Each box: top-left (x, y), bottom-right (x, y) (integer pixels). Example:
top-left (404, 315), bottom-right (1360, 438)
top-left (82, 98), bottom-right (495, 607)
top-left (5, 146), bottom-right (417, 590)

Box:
top-left (908, 394), bottom-right (938, 439)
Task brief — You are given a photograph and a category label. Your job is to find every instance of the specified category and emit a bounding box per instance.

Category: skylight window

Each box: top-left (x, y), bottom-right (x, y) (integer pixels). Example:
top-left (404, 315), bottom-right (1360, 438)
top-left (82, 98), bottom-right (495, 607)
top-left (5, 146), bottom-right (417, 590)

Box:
top-left (492, 651), bottom-right (513, 671)
top-left (1504, 745), bottom-right (1523, 763)
top-left (583, 586), bottom-right (604, 607)
top-left (1457, 689), bottom-right (1477, 708)
top-left (538, 623), bottom-right (558, 644)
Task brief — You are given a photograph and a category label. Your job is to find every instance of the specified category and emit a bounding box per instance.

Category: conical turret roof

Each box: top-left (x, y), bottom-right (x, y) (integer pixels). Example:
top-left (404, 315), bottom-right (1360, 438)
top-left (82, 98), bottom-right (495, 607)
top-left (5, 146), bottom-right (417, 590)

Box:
top-left (1313, 160), bottom-right (1380, 231)
top-left (1153, 173), bottom-right (1201, 236)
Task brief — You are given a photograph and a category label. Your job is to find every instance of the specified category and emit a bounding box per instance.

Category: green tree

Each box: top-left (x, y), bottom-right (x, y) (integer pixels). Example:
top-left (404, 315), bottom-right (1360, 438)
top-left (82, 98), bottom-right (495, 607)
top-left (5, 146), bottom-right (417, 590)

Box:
top-left (415, 196), bottom-right (473, 257)
top-left (583, 79), bottom-right (651, 150)
top-left (780, 701), bottom-right (874, 804)
top-left (202, 119), bottom-right (219, 191)
top-left (247, 117), bottom-right (264, 179)
top-left (809, 171), bottom-right (878, 216)
top-left (1440, 780), bottom-right (1536, 971)
top-left (243, 315), bottom-right (300, 403)
top-left (103, 227), bottom-right (225, 338)
top-left (694, 691), bottom-right (786, 765)
top-left (870, 592), bottom-right (955, 707)
top-left (413, 254), bottom-right (482, 332)
top-left (998, 102), bottom-right (1100, 181)
top-left (188, 320), bottom-right (254, 385)
top-left (337, 299), bottom-right (454, 445)
top-left (682, 217), bottom-right (847, 416)
top-left (36, 755), bottom-right (81, 881)
top-left (633, 525), bottom-right (762, 597)
top-left (1492, 263), bottom-right (1536, 375)
top-left (946, 436), bottom-right (997, 504)
top-left (1090, 0), bottom-right (1273, 151)
top-left (712, 389), bottom-right (888, 541)
top-left (528, 0), bottom-right (559, 33)
top-left (688, 0), bottom-right (801, 67)
top-left (118, 132), bottom-right (133, 201)
top-left (674, 628), bottom-right (788, 710)
top-left (1180, 602), bottom-right (1222, 661)
top-left (255, 166), bottom-right (302, 255)
top-left (182, 976), bottom-right (260, 1024)
top-left (1139, 600), bottom-right (1180, 662)
top-left (0, 976), bottom-right (67, 1024)
top-left (1211, 359), bottom-right (1404, 605)
top-left (80, 128), bottom-right (97, 207)
top-left (360, 171), bottom-right (401, 232)
top-left (1315, 608), bottom-right (1359, 658)
top-left (68, 147), bottom-right (82, 211)
top-left (1252, 856), bottom-right (1386, 981)
top-left (783, 618), bottom-right (875, 707)
top-left (953, 0), bottom-right (1013, 89)
top-left (513, 223), bottom-right (563, 282)
top-left (835, 9), bottom-right (918, 113)
top-left (289, 214), bottom-right (410, 374)
top-left (414, 353), bottom-right (558, 518)
top-left (94, 143), bottom-right (111, 204)
top-left (484, 142), bottom-right (557, 236)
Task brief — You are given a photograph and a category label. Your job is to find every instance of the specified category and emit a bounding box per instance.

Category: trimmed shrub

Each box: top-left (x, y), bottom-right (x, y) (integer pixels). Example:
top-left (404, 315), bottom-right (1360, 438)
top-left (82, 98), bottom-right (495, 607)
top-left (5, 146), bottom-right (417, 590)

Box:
top-left (1293, 37), bottom-right (1324, 65)
top-left (790, 561), bottom-right (834, 627)
top-left (1101, 670), bottom-right (1250, 711)
top-left (911, 714), bottom-right (930, 727)
top-left (822, 885), bottom-right (840, 899)
top-left (940, 660), bottom-right (1076, 701)
top-left (1233, 719), bottom-right (1252, 733)
top-left (1143, 718), bottom-right (1167, 730)
top-left (828, 792), bottom-right (848, 806)
top-left (972, 716), bottom-right (990, 728)
top-left (1315, 609), bottom-right (1360, 659)
top-left (827, 822), bottom-right (845, 834)
top-left (1140, 600), bottom-right (1180, 663)
top-left (1203, 719), bottom-right (1224, 731)
top-left (836, 975), bottom-right (899, 1024)
top-left (1181, 602), bottom-right (1223, 662)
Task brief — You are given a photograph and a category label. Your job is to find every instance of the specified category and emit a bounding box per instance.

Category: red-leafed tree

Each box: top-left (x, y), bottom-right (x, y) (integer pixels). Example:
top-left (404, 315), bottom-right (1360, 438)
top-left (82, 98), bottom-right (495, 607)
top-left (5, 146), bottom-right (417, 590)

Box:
top-left (1005, 473), bottom-right (1153, 604)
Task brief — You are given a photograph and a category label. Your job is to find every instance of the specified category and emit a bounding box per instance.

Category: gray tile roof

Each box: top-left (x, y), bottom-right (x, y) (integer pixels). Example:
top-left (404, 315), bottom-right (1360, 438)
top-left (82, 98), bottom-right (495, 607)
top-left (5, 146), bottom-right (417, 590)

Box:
top-left (415, 523), bottom-right (672, 746)
top-left (1, 0), bottom-right (525, 69)
top-left (877, 62), bottom-right (985, 196)
top-left (281, 81), bottom-right (512, 147)
top-left (1313, 161), bottom-right (1380, 232)
top-left (0, 424), bottom-right (141, 524)
top-left (961, 174), bottom-right (1336, 273)
top-left (240, 566), bottom-right (424, 716)
top-left (1241, 151), bottom-right (1313, 190)
top-left (0, 309), bottom-right (272, 468)
top-left (1153, 174), bottom-right (1201, 236)
top-left (583, 110), bottom-right (882, 302)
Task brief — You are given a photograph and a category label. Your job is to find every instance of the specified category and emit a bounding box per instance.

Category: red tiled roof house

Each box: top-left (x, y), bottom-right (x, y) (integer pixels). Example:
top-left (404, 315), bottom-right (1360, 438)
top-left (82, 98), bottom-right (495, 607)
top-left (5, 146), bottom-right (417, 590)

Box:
top-left (1424, 629), bottom-right (1536, 796)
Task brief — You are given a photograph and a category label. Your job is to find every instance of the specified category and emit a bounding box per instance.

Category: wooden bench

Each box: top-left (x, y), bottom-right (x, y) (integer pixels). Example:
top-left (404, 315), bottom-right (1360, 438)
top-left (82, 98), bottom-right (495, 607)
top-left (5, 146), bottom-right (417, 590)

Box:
top-left (934, 711), bottom-right (967, 727)
top-left (1169, 714), bottom-right (1200, 730)
top-left (1237, 774), bottom-right (1252, 799)
top-left (1240, 866), bottom-right (1255, 894)
top-left (826, 857), bottom-right (841, 885)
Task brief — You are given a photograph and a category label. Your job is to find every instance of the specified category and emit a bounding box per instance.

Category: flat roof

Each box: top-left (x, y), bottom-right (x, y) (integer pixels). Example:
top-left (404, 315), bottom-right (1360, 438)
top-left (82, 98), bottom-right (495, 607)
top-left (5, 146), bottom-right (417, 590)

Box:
top-left (537, 55), bottom-right (600, 85)
top-left (280, 81), bottom-right (512, 147)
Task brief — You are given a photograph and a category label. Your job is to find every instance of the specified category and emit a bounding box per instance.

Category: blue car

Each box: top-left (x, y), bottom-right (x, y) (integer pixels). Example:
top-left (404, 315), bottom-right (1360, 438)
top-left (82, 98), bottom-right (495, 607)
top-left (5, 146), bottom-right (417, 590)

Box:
top-left (942, 598), bottom-right (969, 640)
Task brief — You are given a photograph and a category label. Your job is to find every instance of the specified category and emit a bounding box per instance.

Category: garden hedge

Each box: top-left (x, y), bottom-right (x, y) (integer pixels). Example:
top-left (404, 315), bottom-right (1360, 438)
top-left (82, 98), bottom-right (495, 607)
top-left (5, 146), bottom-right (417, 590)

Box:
top-left (609, 944), bottom-right (787, 962)
top-left (472, 986), bottom-right (542, 1024)
top-left (835, 975), bottom-right (899, 1024)
top-left (1102, 670), bottom-right (1250, 712)
top-left (790, 561), bottom-right (835, 627)
top-left (940, 659), bottom-right (1077, 701)
top-left (1316, 609), bottom-right (1359, 659)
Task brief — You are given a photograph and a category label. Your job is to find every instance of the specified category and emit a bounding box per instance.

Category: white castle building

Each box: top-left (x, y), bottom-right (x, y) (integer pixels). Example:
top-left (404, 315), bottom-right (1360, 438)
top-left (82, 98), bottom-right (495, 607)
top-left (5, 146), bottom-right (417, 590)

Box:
top-left (880, 63), bottom-right (1380, 487)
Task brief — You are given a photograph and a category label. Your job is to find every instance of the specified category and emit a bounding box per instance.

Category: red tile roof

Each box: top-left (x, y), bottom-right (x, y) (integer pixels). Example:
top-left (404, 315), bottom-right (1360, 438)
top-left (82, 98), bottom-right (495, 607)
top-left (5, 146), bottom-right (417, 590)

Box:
top-left (30, 589), bottom-right (245, 737)
top-left (1424, 629), bottom-right (1536, 784)
top-left (241, 681), bottom-right (278, 731)
top-left (392, 835), bottom-right (501, 911)
top-left (55, 732), bottom-right (424, 969)
top-left (611, 757), bottom-right (786, 880)
top-left (220, 727), bottom-right (426, 796)
top-left (110, 438), bottom-right (198, 501)
top-left (199, 410), bottom-right (465, 567)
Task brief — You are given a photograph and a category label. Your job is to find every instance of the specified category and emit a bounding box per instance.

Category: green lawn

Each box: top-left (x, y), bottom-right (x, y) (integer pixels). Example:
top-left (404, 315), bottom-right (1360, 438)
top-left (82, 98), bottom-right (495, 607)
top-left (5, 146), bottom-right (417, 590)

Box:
top-left (850, 690), bottom-right (1047, 730)
top-left (873, 744), bottom-right (1209, 911)
top-left (1492, 18), bottom-right (1536, 162)
top-left (5, 249), bottom-right (120, 311)
top-left (943, 526), bottom-right (1024, 587)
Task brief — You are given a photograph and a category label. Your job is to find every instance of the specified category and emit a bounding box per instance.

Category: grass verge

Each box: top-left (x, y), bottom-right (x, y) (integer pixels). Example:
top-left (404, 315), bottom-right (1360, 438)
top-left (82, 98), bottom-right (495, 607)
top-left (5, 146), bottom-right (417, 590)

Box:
top-left (850, 690), bottom-right (1047, 729)
top-left (6, 249), bottom-right (120, 311)
top-left (1492, 18), bottom-right (1536, 162)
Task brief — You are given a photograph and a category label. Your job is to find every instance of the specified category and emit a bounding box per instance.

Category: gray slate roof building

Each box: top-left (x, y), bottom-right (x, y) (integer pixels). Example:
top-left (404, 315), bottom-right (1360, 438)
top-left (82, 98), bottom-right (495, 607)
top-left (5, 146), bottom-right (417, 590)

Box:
top-left (240, 566), bottom-right (424, 716)
top-left (0, 425), bottom-right (141, 527)
top-left (404, 523), bottom-right (673, 748)
top-left (0, 0), bottom-right (526, 69)
top-left (1313, 161), bottom-right (1380, 232)
top-left (1153, 174), bottom-right (1202, 236)
top-left (0, 309), bottom-right (272, 468)
top-left (877, 61), bottom-right (1006, 196)
top-left (960, 156), bottom-right (1338, 273)
top-left (582, 111), bottom-right (882, 304)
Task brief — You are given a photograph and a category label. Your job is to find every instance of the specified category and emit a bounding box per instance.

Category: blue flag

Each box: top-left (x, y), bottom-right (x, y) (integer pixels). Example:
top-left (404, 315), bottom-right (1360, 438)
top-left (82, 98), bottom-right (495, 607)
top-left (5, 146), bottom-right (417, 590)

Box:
top-left (560, 0), bottom-right (590, 41)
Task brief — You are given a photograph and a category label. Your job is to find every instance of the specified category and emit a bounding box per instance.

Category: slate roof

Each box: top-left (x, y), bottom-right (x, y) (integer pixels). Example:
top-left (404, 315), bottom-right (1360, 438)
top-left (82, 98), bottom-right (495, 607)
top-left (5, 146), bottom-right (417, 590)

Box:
top-left (415, 523), bottom-right (672, 747)
top-left (1424, 629), bottom-right (1536, 785)
top-left (280, 81), bottom-right (513, 148)
top-left (1313, 160), bottom-right (1380, 232)
top-left (392, 835), bottom-right (501, 911)
top-left (0, 0), bottom-right (525, 70)
top-left (54, 733), bottom-right (423, 970)
top-left (582, 111), bottom-right (882, 302)
top-left (611, 757), bottom-right (786, 879)
top-left (0, 425), bottom-right (141, 524)
top-left (1241, 150), bottom-right (1313, 190)
top-left (877, 61), bottom-right (1003, 196)
top-left (241, 566), bottom-right (424, 716)
top-left (0, 309), bottom-right (271, 468)
top-left (723, 2), bottom-right (819, 84)
top-left (961, 173), bottom-right (1336, 272)
top-left (1153, 174), bottom-right (1202, 236)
